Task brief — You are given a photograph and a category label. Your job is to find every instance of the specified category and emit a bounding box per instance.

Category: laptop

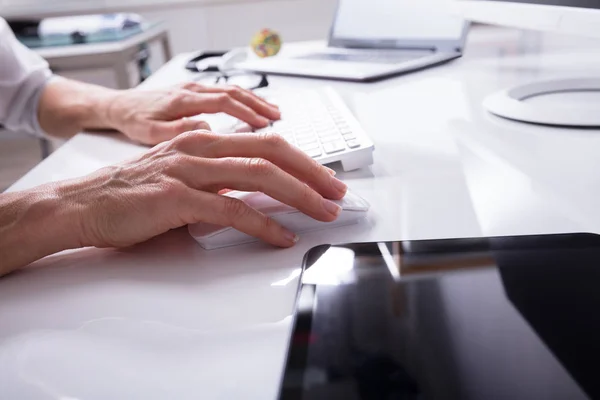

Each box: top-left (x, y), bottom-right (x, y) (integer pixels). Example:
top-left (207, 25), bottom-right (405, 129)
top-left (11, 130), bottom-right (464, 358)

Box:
top-left (278, 233), bottom-right (600, 399)
top-left (238, 0), bottom-right (469, 82)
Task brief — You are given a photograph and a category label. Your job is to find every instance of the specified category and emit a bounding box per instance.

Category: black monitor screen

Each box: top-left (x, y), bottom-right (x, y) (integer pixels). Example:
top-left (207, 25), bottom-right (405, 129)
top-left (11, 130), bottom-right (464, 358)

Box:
top-left (488, 0), bottom-right (600, 10)
top-left (279, 233), bottom-right (600, 400)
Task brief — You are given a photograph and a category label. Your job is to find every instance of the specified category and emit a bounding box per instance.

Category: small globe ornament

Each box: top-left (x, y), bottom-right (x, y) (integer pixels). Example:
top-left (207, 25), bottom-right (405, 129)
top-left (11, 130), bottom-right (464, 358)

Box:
top-left (251, 28), bottom-right (282, 58)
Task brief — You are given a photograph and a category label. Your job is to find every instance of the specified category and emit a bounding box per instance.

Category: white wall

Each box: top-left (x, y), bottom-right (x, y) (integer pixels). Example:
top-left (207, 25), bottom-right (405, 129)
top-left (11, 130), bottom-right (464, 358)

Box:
top-left (50, 0), bottom-right (336, 88)
top-left (140, 0), bottom-right (336, 54)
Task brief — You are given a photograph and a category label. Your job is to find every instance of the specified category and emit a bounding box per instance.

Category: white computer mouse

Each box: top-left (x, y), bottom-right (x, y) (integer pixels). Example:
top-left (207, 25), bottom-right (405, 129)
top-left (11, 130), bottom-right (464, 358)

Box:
top-left (188, 189), bottom-right (370, 250)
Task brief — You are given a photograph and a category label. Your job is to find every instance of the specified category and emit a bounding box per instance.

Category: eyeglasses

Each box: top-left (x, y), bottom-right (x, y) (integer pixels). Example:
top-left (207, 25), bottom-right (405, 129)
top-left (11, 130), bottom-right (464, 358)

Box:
top-left (192, 70), bottom-right (269, 91)
top-left (185, 52), bottom-right (269, 91)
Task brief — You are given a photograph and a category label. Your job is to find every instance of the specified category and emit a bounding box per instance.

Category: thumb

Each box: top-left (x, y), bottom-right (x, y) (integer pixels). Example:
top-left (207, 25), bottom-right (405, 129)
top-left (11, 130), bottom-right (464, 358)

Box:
top-left (147, 118), bottom-right (212, 144)
top-left (180, 117), bottom-right (211, 133)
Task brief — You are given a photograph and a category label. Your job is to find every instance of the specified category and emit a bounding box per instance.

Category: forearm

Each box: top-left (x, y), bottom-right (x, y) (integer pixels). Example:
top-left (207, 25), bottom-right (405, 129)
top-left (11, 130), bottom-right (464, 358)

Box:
top-left (37, 77), bottom-right (120, 138)
top-left (0, 184), bottom-right (84, 277)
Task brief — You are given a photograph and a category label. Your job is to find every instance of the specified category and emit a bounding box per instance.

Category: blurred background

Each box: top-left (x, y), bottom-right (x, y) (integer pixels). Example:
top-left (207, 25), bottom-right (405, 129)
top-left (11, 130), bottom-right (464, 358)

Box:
top-left (0, 0), bottom-right (342, 190)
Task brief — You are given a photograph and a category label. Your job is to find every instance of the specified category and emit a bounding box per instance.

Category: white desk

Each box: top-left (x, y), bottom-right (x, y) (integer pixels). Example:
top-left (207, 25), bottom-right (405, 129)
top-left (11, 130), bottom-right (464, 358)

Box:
top-left (3, 26), bottom-right (600, 399)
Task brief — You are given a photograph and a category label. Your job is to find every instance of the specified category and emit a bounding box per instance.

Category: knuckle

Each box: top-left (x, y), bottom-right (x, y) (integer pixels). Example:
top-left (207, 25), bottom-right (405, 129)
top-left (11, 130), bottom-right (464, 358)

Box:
top-left (146, 123), bottom-right (163, 143)
top-left (170, 119), bottom-right (188, 134)
top-left (225, 85), bottom-right (241, 95)
top-left (262, 214), bottom-right (277, 232)
top-left (172, 130), bottom-right (212, 146)
top-left (222, 197), bottom-right (248, 221)
top-left (196, 129), bottom-right (219, 140)
top-left (308, 158), bottom-right (324, 178)
top-left (299, 183), bottom-right (315, 204)
top-left (160, 154), bottom-right (185, 176)
top-left (216, 93), bottom-right (232, 106)
top-left (246, 158), bottom-right (276, 177)
top-left (195, 120), bottom-right (211, 131)
top-left (152, 140), bottom-right (171, 153)
top-left (160, 135), bottom-right (181, 153)
top-left (257, 132), bottom-right (287, 148)
top-left (171, 91), bottom-right (190, 108)
top-left (159, 178), bottom-right (185, 197)
top-left (171, 130), bottom-right (197, 147)
top-left (181, 82), bottom-right (198, 91)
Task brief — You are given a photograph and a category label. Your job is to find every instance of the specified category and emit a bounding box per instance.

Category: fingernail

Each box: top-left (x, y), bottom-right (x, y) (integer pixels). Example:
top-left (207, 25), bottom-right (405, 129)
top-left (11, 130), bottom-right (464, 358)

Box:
top-left (259, 116), bottom-right (270, 126)
top-left (323, 199), bottom-right (342, 217)
top-left (331, 177), bottom-right (347, 194)
top-left (325, 167), bottom-right (336, 176)
top-left (283, 229), bottom-right (300, 244)
top-left (197, 122), bottom-right (211, 131)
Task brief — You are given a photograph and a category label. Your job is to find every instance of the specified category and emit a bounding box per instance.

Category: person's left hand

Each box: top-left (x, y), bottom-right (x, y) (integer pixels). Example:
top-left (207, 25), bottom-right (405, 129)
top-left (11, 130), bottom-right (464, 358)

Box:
top-left (104, 82), bottom-right (280, 145)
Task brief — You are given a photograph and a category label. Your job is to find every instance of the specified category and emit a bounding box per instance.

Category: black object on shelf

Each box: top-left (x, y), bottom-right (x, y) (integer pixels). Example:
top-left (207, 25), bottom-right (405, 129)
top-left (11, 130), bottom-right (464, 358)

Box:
top-left (7, 19), bottom-right (41, 38)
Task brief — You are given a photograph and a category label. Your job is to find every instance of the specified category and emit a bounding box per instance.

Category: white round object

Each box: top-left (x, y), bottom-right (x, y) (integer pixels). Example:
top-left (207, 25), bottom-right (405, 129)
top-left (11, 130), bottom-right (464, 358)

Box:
top-left (484, 78), bottom-right (600, 127)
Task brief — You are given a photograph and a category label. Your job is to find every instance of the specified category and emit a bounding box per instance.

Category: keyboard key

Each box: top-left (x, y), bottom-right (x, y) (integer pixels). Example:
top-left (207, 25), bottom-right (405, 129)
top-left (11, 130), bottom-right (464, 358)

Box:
top-left (296, 130), bottom-right (316, 138)
top-left (346, 139), bottom-right (361, 148)
top-left (321, 135), bottom-right (342, 143)
top-left (339, 126), bottom-right (352, 135)
top-left (323, 141), bottom-right (346, 154)
top-left (317, 129), bottom-right (339, 138)
top-left (306, 147), bottom-right (323, 158)
top-left (296, 127), bottom-right (313, 135)
top-left (294, 123), bottom-right (312, 131)
top-left (314, 123), bottom-right (336, 131)
top-left (253, 128), bottom-right (276, 135)
top-left (296, 130), bottom-right (316, 137)
top-left (300, 141), bottom-right (320, 151)
top-left (342, 132), bottom-right (357, 140)
top-left (272, 120), bottom-right (290, 128)
top-left (297, 136), bottom-right (318, 145)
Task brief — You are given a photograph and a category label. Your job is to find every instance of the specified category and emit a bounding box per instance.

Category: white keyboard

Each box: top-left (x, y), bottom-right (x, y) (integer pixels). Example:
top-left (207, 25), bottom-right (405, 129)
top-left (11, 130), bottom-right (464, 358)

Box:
top-left (200, 86), bottom-right (374, 171)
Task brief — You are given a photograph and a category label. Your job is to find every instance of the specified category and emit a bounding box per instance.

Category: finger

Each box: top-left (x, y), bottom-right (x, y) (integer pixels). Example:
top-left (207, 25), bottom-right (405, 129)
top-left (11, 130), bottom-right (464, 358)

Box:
top-left (180, 91), bottom-right (271, 128)
top-left (180, 189), bottom-right (299, 247)
top-left (182, 81), bottom-right (279, 112)
top-left (145, 119), bottom-right (211, 144)
top-left (173, 157), bottom-right (342, 223)
top-left (184, 83), bottom-right (280, 121)
top-left (175, 132), bottom-right (347, 200)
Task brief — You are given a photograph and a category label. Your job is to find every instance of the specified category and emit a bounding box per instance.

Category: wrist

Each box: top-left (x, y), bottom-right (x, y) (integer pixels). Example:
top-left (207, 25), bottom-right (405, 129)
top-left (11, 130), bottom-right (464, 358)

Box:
top-left (84, 86), bottom-right (121, 131)
top-left (38, 78), bottom-right (120, 137)
top-left (0, 184), bottom-right (85, 276)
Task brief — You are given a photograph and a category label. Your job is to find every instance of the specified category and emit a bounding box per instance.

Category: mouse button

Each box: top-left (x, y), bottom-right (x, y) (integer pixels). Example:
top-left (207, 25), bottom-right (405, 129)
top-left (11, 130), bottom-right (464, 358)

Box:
top-left (227, 191), bottom-right (296, 214)
top-left (272, 212), bottom-right (324, 233)
top-left (337, 191), bottom-right (370, 211)
top-left (188, 222), bottom-right (229, 239)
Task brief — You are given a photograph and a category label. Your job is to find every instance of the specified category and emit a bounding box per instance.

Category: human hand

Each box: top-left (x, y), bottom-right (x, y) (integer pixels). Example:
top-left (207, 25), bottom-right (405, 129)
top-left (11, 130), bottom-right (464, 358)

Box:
top-left (54, 131), bottom-right (346, 250)
top-left (104, 82), bottom-right (280, 145)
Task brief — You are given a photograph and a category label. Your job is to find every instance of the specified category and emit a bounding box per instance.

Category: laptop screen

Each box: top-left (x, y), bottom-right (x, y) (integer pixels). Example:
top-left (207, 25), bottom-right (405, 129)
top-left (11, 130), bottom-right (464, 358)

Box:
top-left (278, 233), bottom-right (600, 399)
top-left (331, 0), bottom-right (465, 43)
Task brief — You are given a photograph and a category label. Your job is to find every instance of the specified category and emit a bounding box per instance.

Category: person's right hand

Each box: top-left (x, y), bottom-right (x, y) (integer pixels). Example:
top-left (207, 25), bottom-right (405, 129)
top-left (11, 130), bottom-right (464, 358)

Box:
top-left (55, 131), bottom-right (347, 250)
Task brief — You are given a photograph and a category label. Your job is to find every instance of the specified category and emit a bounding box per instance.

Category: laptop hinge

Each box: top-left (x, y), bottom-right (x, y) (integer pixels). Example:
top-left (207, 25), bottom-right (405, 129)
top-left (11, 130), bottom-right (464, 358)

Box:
top-left (435, 43), bottom-right (463, 53)
top-left (334, 40), bottom-right (461, 53)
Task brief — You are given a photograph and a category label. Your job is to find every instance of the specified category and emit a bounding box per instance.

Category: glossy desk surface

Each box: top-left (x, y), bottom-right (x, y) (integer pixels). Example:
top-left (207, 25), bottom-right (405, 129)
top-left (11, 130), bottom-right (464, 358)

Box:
top-left (3, 26), bottom-right (600, 399)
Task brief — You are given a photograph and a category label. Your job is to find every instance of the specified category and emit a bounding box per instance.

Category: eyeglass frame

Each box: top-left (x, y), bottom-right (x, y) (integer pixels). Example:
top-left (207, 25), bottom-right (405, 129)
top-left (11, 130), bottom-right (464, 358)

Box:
top-left (185, 51), bottom-right (269, 91)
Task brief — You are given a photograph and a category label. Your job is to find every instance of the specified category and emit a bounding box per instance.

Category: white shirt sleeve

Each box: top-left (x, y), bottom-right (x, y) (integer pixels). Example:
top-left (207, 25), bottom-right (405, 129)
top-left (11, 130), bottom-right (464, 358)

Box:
top-left (0, 18), bottom-right (52, 137)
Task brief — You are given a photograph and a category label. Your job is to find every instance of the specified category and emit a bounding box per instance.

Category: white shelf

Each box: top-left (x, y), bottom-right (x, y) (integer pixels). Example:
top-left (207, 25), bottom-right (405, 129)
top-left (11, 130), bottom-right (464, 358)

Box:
top-left (0, 0), bottom-right (285, 19)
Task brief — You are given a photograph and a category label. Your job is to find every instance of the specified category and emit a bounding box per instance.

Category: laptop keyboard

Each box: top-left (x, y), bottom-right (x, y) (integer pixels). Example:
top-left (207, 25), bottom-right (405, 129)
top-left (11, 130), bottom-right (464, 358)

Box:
top-left (296, 51), bottom-right (429, 65)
